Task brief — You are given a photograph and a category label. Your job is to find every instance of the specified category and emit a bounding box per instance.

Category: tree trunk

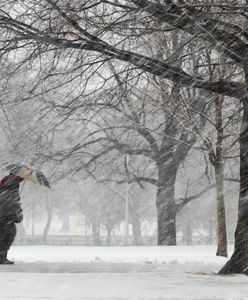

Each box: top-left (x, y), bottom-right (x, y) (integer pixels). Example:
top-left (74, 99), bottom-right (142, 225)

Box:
top-left (42, 197), bottom-right (53, 244)
top-left (92, 218), bottom-right (101, 246)
top-left (60, 213), bottom-right (70, 231)
top-left (214, 95), bottom-right (228, 257)
top-left (106, 225), bottom-right (112, 246)
top-left (219, 103), bottom-right (248, 274)
top-left (215, 163), bottom-right (228, 257)
top-left (131, 212), bottom-right (143, 245)
top-left (156, 179), bottom-right (177, 245)
top-left (182, 204), bottom-right (192, 245)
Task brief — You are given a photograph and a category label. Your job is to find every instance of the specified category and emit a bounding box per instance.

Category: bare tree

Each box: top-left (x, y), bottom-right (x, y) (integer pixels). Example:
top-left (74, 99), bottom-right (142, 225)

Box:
top-left (75, 181), bottom-right (125, 245)
top-left (0, 0), bottom-right (248, 273)
top-left (194, 52), bottom-right (242, 257)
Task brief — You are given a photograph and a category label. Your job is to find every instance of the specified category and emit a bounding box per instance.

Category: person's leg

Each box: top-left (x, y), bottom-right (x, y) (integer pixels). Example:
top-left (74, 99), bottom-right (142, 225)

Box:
top-left (0, 222), bottom-right (16, 264)
top-left (0, 223), bottom-right (6, 263)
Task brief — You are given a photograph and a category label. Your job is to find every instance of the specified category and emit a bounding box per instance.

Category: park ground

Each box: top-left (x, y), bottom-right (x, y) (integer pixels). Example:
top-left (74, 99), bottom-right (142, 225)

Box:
top-left (0, 245), bottom-right (247, 300)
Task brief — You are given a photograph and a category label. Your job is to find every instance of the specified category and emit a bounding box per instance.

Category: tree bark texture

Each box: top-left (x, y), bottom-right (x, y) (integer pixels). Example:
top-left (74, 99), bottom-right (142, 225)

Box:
top-left (215, 163), bottom-right (228, 257)
top-left (156, 167), bottom-right (177, 245)
top-left (92, 218), bottom-right (101, 246)
top-left (219, 103), bottom-right (248, 274)
top-left (182, 204), bottom-right (192, 245)
top-left (60, 214), bottom-right (70, 231)
top-left (131, 212), bottom-right (143, 245)
top-left (215, 95), bottom-right (228, 257)
top-left (42, 198), bottom-right (53, 244)
top-left (106, 225), bottom-right (112, 246)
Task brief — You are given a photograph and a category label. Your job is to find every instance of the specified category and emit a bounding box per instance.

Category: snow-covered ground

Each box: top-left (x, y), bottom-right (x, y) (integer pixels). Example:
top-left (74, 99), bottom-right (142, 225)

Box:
top-left (8, 245), bottom-right (232, 264)
top-left (0, 245), bottom-right (247, 300)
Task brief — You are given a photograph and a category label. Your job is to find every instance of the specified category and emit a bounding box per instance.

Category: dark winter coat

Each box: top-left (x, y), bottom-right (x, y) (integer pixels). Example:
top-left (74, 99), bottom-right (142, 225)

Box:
top-left (0, 175), bottom-right (23, 224)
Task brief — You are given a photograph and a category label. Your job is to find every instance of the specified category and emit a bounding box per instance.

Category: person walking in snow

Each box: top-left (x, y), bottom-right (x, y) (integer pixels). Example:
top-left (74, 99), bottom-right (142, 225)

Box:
top-left (0, 173), bottom-right (24, 264)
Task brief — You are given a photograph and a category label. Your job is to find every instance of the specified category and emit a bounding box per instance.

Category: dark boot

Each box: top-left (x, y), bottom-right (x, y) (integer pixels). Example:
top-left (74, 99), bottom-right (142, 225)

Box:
top-left (2, 258), bottom-right (14, 265)
top-left (0, 250), bottom-right (14, 265)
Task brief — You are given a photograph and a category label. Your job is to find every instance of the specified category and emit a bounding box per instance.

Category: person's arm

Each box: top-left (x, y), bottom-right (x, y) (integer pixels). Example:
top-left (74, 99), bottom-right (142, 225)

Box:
top-left (14, 203), bottom-right (23, 223)
top-left (11, 189), bottom-right (24, 223)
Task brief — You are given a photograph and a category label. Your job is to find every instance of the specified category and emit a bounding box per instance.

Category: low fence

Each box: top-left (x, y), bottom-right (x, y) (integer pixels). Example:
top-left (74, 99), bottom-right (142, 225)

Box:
top-left (14, 234), bottom-right (221, 246)
top-left (14, 234), bottom-right (157, 246)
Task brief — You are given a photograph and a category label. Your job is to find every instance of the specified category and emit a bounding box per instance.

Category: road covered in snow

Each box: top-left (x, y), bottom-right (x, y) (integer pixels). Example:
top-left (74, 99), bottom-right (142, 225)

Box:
top-left (0, 245), bottom-right (247, 300)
